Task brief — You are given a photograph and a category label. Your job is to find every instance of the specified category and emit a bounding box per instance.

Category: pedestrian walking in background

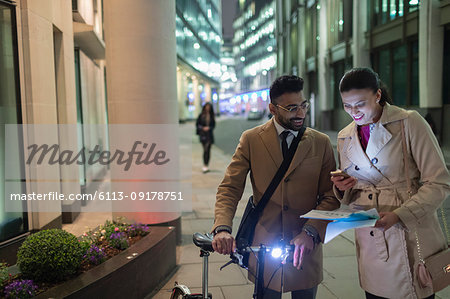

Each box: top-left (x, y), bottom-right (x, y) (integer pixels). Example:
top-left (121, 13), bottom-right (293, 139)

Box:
top-left (331, 67), bottom-right (450, 299)
top-left (196, 102), bottom-right (215, 173)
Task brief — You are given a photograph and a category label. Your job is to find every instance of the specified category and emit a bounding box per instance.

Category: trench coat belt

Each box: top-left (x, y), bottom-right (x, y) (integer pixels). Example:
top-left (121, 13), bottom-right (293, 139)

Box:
top-left (354, 180), bottom-right (420, 205)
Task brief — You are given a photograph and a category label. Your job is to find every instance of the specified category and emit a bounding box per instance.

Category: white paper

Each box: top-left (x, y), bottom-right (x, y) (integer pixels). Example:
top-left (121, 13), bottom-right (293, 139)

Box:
top-left (300, 209), bottom-right (354, 220)
top-left (324, 218), bottom-right (378, 243)
top-left (300, 207), bottom-right (380, 243)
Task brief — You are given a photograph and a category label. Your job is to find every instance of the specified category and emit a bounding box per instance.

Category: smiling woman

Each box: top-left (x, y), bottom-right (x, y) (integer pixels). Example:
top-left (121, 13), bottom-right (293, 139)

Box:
top-left (0, 2), bottom-right (27, 244)
top-left (341, 88), bottom-right (383, 125)
top-left (333, 67), bottom-right (450, 299)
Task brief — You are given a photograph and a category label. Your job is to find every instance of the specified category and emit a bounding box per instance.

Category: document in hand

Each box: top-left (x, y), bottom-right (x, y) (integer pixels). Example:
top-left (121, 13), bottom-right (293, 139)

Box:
top-left (300, 208), bottom-right (379, 243)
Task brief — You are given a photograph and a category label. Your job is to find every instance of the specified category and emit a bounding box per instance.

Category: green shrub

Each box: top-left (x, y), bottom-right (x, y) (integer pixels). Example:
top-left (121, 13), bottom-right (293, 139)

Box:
top-left (0, 262), bottom-right (9, 286)
top-left (17, 229), bottom-right (83, 282)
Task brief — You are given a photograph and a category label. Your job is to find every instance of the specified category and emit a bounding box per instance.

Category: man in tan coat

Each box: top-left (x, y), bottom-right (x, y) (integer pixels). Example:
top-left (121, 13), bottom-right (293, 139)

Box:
top-left (212, 75), bottom-right (340, 298)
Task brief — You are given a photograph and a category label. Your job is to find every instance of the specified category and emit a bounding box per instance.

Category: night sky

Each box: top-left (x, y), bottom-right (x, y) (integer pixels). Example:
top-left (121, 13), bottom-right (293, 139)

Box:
top-left (221, 0), bottom-right (238, 40)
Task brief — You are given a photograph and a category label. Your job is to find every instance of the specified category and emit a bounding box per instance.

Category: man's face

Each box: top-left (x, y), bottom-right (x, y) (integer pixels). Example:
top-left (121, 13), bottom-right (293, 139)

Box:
top-left (269, 91), bottom-right (307, 131)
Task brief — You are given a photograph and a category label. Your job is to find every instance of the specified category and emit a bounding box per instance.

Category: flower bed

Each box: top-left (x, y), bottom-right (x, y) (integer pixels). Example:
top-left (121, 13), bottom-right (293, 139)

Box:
top-left (0, 220), bottom-right (176, 298)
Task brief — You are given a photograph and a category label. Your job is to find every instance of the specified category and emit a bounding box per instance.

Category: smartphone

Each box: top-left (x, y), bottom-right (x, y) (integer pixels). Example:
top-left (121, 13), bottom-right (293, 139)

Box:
top-left (330, 170), bottom-right (351, 179)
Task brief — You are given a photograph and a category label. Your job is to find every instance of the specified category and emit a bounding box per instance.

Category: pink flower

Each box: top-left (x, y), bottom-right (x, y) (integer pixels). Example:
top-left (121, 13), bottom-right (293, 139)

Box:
top-left (114, 227), bottom-right (119, 232)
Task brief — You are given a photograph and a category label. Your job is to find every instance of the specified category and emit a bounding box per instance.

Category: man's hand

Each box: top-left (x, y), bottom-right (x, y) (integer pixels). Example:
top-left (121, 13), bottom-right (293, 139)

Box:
top-left (375, 212), bottom-right (400, 231)
top-left (290, 231), bottom-right (314, 270)
top-left (331, 175), bottom-right (357, 191)
top-left (212, 231), bottom-right (236, 255)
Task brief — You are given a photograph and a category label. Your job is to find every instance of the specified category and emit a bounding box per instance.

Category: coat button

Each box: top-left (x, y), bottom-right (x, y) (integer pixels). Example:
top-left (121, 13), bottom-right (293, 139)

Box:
top-left (284, 178), bottom-right (290, 182)
top-left (370, 230), bottom-right (374, 236)
top-left (371, 158), bottom-right (378, 164)
top-left (283, 205), bottom-right (289, 211)
top-left (368, 194), bottom-right (373, 200)
top-left (355, 165), bottom-right (360, 171)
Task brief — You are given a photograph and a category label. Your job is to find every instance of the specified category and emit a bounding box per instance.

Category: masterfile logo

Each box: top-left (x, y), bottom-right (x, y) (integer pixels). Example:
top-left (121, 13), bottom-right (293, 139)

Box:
top-left (3, 124), bottom-right (193, 213)
top-left (26, 141), bottom-right (170, 171)
top-left (5, 124), bottom-right (180, 181)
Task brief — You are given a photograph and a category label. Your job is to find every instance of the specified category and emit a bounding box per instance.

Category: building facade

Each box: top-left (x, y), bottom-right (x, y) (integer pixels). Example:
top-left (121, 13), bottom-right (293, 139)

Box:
top-left (0, 0), bottom-right (107, 263)
top-left (219, 41), bottom-right (238, 114)
top-left (277, 0), bottom-right (450, 159)
top-left (175, 0), bottom-right (222, 120)
top-left (1, 0), bottom-right (220, 263)
top-left (232, 0), bottom-right (277, 110)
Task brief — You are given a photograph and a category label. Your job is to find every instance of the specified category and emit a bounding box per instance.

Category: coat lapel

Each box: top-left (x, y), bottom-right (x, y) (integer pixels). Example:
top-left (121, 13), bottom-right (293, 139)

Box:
top-left (259, 119), bottom-right (283, 169)
top-left (342, 123), bottom-right (373, 169)
top-left (365, 103), bottom-right (407, 159)
top-left (285, 128), bottom-right (312, 178)
top-left (365, 123), bottom-right (392, 159)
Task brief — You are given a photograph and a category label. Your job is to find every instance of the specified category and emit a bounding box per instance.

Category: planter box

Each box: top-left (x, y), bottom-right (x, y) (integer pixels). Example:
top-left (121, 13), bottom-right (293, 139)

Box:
top-left (36, 226), bottom-right (176, 299)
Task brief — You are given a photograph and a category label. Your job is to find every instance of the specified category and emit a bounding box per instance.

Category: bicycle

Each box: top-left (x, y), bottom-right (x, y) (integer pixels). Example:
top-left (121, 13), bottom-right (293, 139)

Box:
top-left (170, 232), bottom-right (293, 299)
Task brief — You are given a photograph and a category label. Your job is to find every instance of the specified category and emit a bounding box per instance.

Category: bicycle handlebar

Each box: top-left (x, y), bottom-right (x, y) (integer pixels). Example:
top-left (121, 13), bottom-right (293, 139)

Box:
top-left (192, 232), bottom-right (293, 253)
top-left (192, 232), bottom-right (294, 270)
top-left (238, 244), bottom-right (294, 253)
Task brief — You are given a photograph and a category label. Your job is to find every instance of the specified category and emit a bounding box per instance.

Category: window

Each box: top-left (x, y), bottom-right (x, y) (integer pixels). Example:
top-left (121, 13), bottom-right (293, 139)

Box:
top-left (332, 59), bottom-right (352, 109)
top-left (392, 45), bottom-right (407, 106)
top-left (378, 48), bottom-right (391, 91)
top-left (175, 0), bottom-right (221, 79)
top-left (381, 0), bottom-right (388, 24)
top-left (443, 29), bottom-right (450, 105)
top-left (290, 17), bottom-right (298, 69)
top-left (328, 0), bottom-right (352, 47)
top-left (305, 2), bottom-right (318, 58)
top-left (0, 2), bottom-right (27, 242)
top-left (408, 0), bottom-right (419, 13)
top-left (373, 40), bottom-right (419, 107)
top-left (74, 49), bottom-right (86, 187)
top-left (410, 40), bottom-right (419, 106)
top-left (370, 0), bottom-right (416, 28)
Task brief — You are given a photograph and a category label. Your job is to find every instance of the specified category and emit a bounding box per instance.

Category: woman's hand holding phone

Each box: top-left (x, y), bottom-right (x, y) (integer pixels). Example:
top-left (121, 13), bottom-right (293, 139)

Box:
top-left (330, 170), bottom-right (357, 191)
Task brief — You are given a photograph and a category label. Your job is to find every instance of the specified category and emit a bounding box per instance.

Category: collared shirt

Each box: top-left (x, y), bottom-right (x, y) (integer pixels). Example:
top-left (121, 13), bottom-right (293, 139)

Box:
top-left (273, 118), bottom-right (299, 150)
top-left (273, 119), bottom-right (320, 243)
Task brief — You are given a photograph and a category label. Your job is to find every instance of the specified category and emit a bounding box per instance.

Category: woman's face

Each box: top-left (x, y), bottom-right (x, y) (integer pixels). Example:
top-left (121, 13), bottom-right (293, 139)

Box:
top-left (204, 104), bottom-right (211, 113)
top-left (341, 88), bottom-right (383, 126)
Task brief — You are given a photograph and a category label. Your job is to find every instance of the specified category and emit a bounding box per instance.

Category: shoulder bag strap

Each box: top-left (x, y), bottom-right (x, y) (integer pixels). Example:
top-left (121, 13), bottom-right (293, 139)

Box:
top-left (255, 126), bottom-right (306, 214)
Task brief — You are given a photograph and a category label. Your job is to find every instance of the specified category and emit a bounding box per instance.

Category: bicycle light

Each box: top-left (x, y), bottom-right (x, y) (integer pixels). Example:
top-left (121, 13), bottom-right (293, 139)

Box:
top-left (271, 247), bottom-right (283, 258)
top-left (270, 242), bottom-right (292, 264)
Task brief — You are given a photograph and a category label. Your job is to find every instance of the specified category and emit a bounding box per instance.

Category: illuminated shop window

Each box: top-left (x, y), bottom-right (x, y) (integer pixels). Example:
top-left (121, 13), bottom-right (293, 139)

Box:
top-left (0, 2), bottom-right (28, 242)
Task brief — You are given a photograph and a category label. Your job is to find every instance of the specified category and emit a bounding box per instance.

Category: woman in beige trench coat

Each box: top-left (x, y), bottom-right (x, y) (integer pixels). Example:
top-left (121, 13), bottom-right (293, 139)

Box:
top-left (331, 68), bottom-right (450, 299)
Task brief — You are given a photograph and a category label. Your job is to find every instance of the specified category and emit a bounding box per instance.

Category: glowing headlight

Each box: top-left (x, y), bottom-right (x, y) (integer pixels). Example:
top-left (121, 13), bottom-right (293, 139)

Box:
top-left (271, 247), bottom-right (283, 258)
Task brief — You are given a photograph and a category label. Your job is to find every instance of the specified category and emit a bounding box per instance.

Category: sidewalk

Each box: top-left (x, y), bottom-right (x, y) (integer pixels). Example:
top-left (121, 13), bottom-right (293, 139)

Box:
top-left (150, 122), bottom-right (449, 299)
top-left (63, 120), bottom-right (448, 299)
top-left (151, 123), bottom-right (364, 298)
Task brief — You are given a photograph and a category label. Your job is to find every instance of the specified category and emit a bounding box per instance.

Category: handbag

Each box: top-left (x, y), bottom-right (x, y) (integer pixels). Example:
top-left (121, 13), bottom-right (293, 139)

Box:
top-left (235, 127), bottom-right (305, 267)
top-left (401, 121), bottom-right (450, 292)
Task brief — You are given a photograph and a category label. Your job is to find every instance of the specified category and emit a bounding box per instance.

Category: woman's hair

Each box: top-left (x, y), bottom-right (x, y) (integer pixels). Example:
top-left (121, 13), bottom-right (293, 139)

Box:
top-left (339, 67), bottom-right (393, 105)
top-left (201, 102), bottom-right (215, 119)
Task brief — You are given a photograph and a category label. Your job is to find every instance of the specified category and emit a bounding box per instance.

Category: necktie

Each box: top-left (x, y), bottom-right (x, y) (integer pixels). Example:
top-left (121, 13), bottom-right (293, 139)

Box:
top-left (281, 131), bottom-right (290, 159)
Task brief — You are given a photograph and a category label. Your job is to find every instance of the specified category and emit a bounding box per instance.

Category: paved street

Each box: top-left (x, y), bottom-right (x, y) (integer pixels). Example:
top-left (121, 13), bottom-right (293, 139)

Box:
top-left (148, 116), bottom-right (449, 299)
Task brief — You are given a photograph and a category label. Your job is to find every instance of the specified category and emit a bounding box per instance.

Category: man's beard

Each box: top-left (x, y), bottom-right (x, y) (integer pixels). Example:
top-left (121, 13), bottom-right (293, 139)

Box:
top-left (279, 116), bottom-right (304, 131)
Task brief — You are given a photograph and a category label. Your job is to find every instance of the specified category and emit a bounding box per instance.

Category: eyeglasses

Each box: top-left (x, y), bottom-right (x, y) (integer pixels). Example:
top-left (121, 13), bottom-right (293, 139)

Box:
top-left (276, 102), bottom-right (310, 113)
